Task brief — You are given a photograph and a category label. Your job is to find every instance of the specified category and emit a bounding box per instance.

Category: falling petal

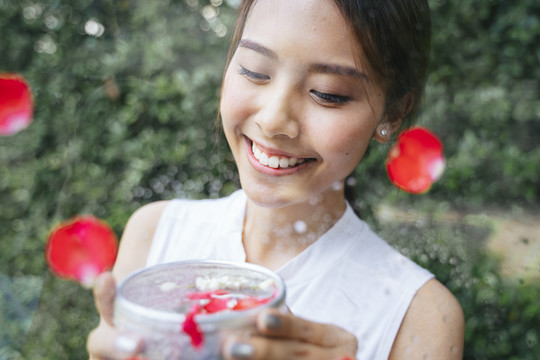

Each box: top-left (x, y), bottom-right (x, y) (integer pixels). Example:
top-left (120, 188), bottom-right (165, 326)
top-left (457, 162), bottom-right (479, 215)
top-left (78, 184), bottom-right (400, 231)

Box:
top-left (385, 127), bottom-right (445, 194)
top-left (0, 74), bottom-right (34, 136)
top-left (45, 215), bottom-right (118, 288)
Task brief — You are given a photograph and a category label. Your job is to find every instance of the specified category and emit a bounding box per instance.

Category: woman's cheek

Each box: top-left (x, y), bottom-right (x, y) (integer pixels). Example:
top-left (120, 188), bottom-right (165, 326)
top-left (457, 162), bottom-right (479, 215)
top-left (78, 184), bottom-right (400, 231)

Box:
top-left (221, 78), bottom-right (256, 128)
top-left (313, 114), bottom-right (374, 160)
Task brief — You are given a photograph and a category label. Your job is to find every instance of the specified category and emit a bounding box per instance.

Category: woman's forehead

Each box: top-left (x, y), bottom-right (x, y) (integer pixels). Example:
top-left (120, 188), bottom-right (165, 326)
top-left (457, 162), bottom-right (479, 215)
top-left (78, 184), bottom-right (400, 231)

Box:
top-left (240, 0), bottom-right (381, 87)
top-left (242, 0), bottom-right (356, 61)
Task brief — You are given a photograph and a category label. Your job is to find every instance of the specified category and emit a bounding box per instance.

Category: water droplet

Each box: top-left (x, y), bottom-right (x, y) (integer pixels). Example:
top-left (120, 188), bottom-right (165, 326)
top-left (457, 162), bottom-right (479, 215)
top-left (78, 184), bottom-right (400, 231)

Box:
top-left (332, 181), bottom-right (343, 191)
top-left (84, 18), bottom-right (105, 37)
top-left (346, 177), bottom-right (357, 186)
top-left (294, 220), bottom-right (307, 234)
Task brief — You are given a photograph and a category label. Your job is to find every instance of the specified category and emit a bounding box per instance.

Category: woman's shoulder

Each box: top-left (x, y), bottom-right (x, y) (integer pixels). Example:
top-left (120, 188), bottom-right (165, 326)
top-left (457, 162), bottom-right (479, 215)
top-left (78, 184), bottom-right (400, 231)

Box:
top-left (389, 278), bottom-right (465, 359)
top-left (124, 190), bottom-right (244, 245)
top-left (158, 190), bottom-right (246, 217)
top-left (113, 200), bottom-right (170, 279)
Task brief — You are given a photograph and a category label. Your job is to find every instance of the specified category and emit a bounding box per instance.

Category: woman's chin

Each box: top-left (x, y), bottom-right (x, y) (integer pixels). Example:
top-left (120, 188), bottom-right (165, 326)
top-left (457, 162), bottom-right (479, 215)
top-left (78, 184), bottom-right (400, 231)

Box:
top-left (240, 180), bottom-right (301, 209)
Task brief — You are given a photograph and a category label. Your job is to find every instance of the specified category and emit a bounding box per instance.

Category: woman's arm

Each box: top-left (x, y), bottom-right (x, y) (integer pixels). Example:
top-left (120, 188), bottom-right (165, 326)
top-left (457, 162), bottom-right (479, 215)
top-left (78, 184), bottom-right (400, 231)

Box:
top-left (222, 279), bottom-right (464, 360)
top-left (223, 308), bottom-right (358, 360)
top-left (113, 200), bottom-right (170, 280)
top-left (87, 200), bottom-right (169, 360)
top-left (389, 278), bottom-right (465, 359)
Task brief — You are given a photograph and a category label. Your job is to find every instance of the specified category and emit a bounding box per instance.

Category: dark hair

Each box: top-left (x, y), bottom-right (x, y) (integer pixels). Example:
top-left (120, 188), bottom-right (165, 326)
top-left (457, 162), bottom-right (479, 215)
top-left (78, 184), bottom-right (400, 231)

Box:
top-left (225, 0), bottom-right (431, 129)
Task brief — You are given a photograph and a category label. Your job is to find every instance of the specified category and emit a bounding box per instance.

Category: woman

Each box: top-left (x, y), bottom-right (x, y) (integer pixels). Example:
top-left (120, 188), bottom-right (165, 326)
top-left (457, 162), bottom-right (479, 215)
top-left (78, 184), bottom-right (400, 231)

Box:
top-left (88, 0), bottom-right (465, 359)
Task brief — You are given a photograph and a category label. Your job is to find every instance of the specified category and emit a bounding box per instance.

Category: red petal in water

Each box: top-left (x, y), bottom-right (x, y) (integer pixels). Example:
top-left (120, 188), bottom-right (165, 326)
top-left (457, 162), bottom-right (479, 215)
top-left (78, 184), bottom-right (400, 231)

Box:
top-left (233, 297), bottom-right (260, 310)
top-left (385, 127), bottom-right (445, 194)
top-left (0, 73), bottom-right (34, 136)
top-left (182, 304), bottom-right (204, 349)
top-left (186, 289), bottom-right (228, 300)
top-left (203, 297), bottom-right (231, 314)
top-left (45, 215), bottom-right (118, 287)
top-left (233, 296), bottom-right (270, 311)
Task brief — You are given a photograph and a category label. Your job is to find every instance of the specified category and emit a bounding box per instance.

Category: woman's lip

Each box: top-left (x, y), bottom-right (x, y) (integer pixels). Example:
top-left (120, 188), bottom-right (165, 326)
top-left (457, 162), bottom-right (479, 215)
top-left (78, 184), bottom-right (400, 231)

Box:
top-left (245, 136), bottom-right (312, 160)
top-left (242, 137), bottom-right (315, 175)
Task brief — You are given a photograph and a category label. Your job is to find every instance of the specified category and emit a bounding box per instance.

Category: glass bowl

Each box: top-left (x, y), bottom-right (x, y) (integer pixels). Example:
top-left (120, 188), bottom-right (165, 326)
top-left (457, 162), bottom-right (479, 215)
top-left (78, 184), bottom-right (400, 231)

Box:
top-left (114, 260), bottom-right (286, 360)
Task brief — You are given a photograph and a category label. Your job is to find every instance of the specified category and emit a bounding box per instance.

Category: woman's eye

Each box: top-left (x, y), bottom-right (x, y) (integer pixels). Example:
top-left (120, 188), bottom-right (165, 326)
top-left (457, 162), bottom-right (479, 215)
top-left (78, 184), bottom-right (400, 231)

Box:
top-left (310, 90), bottom-right (351, 105)
top-left (238, 66), bottom-right (270, 82)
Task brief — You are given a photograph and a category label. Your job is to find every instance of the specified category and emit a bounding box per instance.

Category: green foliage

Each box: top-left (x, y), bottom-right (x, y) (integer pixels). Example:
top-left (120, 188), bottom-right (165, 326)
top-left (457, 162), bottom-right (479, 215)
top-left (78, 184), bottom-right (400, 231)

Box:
top-left (1, 0), bottom-right (238, 358)
top-left (420, 0), bottom-right (540, 206)
top-left (380, 216), bottom-right (540, 360)
top-left (1, 0), bottom-right (539, 358)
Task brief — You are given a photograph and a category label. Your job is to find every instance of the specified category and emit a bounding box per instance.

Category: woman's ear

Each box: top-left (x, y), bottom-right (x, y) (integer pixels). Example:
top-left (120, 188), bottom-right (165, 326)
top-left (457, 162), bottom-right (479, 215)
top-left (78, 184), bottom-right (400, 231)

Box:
top-left (373, 121), bottom-right (400, 143)
top-left (373, 92), bottom-right (415, 143)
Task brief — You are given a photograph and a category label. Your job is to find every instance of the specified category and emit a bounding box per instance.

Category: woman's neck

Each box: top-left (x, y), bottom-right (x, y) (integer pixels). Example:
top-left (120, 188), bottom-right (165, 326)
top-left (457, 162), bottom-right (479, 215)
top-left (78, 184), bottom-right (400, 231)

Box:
top-left (242, 192), bottom-right (347, 270)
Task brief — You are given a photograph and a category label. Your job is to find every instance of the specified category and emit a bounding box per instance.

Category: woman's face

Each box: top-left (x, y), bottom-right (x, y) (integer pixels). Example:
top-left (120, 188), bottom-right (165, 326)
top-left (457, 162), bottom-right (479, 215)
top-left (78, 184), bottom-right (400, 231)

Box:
top-left (220, 0), bottom-right (387, 209)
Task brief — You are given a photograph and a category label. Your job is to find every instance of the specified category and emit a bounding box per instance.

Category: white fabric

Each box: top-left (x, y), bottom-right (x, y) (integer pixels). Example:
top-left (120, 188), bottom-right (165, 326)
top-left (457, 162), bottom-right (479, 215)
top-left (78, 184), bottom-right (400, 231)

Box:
top-left (146, 190), bottom-right (434, 360)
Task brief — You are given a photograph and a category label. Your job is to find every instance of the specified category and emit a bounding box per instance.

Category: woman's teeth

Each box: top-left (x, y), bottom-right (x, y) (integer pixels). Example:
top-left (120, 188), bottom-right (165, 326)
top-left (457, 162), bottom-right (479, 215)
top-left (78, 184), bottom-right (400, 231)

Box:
top-left (252, 142), bottom-right (304, 169)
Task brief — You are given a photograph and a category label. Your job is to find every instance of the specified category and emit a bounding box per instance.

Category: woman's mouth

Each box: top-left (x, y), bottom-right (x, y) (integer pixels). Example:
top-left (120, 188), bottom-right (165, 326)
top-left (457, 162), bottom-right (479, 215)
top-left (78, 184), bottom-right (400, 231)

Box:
top-left (251, 141), bottom-right (312, 169)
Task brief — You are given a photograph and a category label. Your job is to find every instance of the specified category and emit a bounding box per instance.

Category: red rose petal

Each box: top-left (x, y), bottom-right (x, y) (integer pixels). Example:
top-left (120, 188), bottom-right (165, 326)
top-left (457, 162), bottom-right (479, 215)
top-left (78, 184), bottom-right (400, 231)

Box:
top-left (233, 296), bottom-right (272, 311)
top-left (182, 304), bottom-right (204, 349)
top-left (186, 289), bottom-right (228, 300)
top-left (203, 297), bottom-right (231, 314)
top-left (181, 288), bottom-right (278, 349)
top-left (0, 74), bottom-right (33, 136)
top-left (233, 297), bottom-right (262, 311)
top-left (385, 127), bottom-right (445, 194)
top-left (45, 215), bottom-right (118, 287)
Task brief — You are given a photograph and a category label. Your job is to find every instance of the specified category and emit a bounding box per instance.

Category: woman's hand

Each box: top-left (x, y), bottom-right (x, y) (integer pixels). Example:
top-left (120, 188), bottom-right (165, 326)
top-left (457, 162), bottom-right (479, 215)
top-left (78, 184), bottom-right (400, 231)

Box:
top-left (223, 308), bottom-right (357, 360)
top-left (86, 272), bottom-right (144, 360)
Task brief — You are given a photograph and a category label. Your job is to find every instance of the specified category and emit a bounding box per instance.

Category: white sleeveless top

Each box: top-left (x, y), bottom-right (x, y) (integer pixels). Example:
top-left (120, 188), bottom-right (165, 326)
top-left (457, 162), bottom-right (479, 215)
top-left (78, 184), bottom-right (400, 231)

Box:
top-left (146, 190), bottom-right (434, 359)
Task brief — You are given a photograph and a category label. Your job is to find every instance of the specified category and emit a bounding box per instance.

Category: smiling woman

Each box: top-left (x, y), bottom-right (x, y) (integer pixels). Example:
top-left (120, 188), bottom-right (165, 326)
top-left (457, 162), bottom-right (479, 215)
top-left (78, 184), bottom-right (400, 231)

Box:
top-left (85, 0), bottom-right (465, 359)
top-left (2, 0), bottom-right (539, 358)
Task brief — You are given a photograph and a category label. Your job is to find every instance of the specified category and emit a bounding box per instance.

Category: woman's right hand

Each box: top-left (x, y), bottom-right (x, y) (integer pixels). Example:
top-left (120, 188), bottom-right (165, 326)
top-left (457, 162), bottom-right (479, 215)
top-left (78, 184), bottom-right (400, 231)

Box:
top-left (87, 272), bottom-right (144, 360)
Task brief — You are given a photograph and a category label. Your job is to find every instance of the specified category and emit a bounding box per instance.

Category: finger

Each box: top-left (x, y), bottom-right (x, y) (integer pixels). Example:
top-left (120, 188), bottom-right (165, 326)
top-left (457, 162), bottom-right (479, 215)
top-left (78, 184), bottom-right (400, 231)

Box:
top-left (256, 309), bottom-right (357, 349)
top-left (223, 335), bottom-right (347, 360)
top-left (87, 322), bottom-right (143, 360)
top-left (93, 272), bottom-right (116, 326)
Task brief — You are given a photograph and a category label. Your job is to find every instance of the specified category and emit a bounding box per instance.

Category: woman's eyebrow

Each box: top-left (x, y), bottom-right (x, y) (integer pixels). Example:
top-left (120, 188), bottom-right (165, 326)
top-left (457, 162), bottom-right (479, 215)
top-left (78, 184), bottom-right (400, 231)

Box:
top-left (309, 63), bottom-right (368, 81)
top-left (238, 39), bottom-right (278, 60)
top-left (238, 38), bottom-right (368, 81)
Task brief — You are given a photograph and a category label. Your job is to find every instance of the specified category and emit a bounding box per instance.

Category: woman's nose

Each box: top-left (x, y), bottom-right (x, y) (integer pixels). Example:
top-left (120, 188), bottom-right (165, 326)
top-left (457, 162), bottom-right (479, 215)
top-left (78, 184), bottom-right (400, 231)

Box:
top-left (254, 84), bottom-right (300, 139)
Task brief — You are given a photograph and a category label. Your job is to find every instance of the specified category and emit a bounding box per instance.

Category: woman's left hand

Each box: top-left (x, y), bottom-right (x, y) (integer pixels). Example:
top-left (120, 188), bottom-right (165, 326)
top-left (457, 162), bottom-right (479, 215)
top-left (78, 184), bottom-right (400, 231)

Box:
top-left (223, 308), bottom-right (357, 360)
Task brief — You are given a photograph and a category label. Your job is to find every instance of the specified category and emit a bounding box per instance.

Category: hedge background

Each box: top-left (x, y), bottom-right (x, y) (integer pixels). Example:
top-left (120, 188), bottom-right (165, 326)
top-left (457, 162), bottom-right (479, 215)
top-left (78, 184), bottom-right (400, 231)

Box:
top-left (1, 0), bottom-right (539, 359)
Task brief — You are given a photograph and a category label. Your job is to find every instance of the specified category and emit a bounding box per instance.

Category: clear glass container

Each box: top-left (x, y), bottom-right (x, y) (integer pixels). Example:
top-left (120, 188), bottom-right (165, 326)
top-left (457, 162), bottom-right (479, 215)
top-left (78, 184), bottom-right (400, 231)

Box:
top-left (114, 260), bottom-right (286, 360)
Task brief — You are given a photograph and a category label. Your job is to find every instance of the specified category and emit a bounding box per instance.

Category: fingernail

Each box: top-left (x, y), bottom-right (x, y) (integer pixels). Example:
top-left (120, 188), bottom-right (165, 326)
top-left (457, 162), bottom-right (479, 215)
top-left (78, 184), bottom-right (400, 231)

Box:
top-left (229, 342), bottom-right (254, 359)
top-left (264, 314), bottom-right (282, 330)
top-left (115, 335), bottom-right (138, 353)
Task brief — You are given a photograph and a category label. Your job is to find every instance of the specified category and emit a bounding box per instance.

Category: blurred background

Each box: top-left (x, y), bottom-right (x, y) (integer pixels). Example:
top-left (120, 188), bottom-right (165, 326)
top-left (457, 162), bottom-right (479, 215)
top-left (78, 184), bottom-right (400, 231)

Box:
top-left (0, 0), bottom-right (539, 359)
